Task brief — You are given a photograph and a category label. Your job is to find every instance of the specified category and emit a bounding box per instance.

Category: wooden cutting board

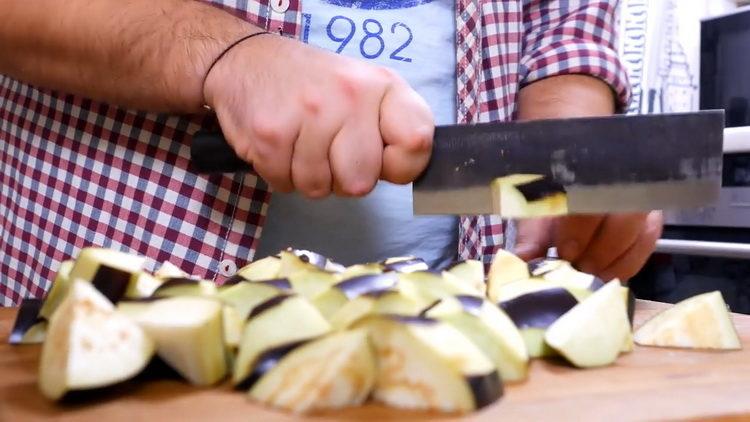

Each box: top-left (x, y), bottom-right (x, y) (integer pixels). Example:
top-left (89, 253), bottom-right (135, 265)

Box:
top-left (1, 300), bottom-right (750, 422)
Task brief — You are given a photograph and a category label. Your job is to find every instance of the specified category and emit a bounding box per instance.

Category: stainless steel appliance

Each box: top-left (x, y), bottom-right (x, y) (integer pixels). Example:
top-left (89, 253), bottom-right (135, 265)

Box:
top-left (631, 8), bottom-right (750, 314)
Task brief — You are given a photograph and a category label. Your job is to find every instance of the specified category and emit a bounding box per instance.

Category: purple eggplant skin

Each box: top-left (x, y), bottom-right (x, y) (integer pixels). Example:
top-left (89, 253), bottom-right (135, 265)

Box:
top-left (258, 278), bottom-right (293, 290)
top-left (221, 274), bottom-right (246, 286)
top-left (91, 266), bottom-right (133, 303)
top-left (589, 277), bottom-right (606, 291)
top-left (234, 339), bottom-right (311, 390)
top-left (8, 298), bottom-right (44, 345)
top-left (515, 177), bottom-right (566, 202)
top-left (526, 258), bottom-right (561, 277)
top-left (335, 273), bottom-right (398, 299)
top-left (467, 371), bottom-right (504, 409)
top-left (384, 314), bottom-right (440, 326)
top-left (247, 294), bottom-right (295, 321)
top-left (382, 258), bottom-right (429, 273)
top-left (626, 287), bottom-right (635, 326)
top-left (455, 295), bottom-right (485, 317)
top-left (151, 277), bottom-right (200, 293)
top-left (288, 248), bottom-right (329, 269)
top-left (498, 288), bottom-right (578, 329)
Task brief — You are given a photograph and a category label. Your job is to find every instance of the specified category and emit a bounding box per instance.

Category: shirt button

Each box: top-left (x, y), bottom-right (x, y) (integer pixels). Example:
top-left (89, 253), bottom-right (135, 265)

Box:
top-left (219, 259), bottom-right (237, 277)
top-left (271, 0), bottom-right (290, 13)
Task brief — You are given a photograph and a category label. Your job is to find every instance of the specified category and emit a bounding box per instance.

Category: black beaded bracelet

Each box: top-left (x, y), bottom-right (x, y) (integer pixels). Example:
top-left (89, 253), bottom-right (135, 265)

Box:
top-left (202, 31), bottom-right (272, 110)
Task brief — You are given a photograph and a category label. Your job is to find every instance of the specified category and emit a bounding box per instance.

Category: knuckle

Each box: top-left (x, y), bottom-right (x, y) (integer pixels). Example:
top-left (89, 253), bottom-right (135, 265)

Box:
top-left (402, 124), bottom-right (434, 152)
top-left (250, 114), bottom-right (291, 149)
top-left (339, 177), bottom-right (376, 197)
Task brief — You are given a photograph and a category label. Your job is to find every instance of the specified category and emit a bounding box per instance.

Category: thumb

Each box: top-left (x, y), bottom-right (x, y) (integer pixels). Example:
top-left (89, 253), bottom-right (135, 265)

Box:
top-left (513, 217), bottom-right (555, 261)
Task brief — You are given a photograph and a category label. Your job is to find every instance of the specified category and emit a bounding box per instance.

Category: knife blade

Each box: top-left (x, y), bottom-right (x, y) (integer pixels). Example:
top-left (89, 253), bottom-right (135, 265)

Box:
top-left (189, 110), bottom-right (724, 217)
top-left (413, 110), bottom-right (724, 216)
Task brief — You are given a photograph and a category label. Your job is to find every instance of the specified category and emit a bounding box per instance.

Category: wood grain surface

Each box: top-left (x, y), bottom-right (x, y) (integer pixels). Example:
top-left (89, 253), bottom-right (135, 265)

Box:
top-left (1, 300), bottom-right (749, 422)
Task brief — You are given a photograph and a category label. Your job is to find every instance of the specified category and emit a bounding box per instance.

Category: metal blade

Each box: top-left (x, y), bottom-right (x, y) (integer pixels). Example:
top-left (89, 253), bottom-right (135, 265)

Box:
top-left (413, 111), bottom-right (724, 216)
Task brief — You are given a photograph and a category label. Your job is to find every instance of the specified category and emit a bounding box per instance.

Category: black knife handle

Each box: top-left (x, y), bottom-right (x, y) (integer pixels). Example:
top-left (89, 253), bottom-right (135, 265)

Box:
top-left (191, 130), bottom-right (253, 173)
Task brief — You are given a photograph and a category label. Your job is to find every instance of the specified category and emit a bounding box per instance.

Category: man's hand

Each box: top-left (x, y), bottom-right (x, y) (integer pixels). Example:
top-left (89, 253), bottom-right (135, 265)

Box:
top-left (514, 212), bottom-right (663, 281)
top-left (513, 75), bottom-right (664, 281)
top-left (203, 35), bottom-right (434, 198)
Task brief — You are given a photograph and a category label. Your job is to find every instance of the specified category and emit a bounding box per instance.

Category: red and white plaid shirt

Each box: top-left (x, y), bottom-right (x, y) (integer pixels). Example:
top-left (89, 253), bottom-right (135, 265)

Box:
top-left (0, 0), bottom-right (629, 305)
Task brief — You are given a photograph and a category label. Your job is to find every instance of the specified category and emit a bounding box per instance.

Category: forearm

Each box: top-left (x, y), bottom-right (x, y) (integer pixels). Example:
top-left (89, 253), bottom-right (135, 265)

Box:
top-left (517, 74), bottom-right (615, 121)
top-left (0, 0), bottom-right (260, 113)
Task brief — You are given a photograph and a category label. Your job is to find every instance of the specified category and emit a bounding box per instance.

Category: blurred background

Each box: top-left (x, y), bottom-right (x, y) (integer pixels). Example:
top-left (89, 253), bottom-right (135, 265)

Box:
top-left (620, 0), bottom-right (750, 313)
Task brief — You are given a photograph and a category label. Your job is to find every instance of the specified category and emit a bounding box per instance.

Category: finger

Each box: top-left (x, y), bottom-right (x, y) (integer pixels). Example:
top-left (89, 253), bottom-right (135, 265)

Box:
top-left (291, 95), bottom-right (343, 198)
top-left (379, 76), bottom-right (434, 184)
top-left (514, 217), bottom-right (555, 261)
top-left (248, 111), bottom-right (300, 193)
top-left (574, 213), bottom-right (649, 275)
top-left (329, 100), bottom-right (383, 197)
top-left (599, 211), bottom-right (664, 282)
top-left (554, 215), bottom-right (605, 263)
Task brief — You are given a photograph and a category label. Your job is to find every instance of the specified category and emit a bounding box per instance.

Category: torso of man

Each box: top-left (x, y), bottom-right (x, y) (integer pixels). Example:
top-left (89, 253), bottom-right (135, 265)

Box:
top-left (258, 0), bottom-right (458, 267)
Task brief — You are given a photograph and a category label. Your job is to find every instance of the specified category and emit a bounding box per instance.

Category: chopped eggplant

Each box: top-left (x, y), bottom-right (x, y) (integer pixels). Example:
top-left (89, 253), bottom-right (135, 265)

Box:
top-left (426, 296), bottom-right (529, 382)
top-left (360, 315), bottom-right (502, 413)
top-left (337, 263), bottom-right (384, 280)
top-left (233, 295), bottom-right (331, 387)
top-left (287, 269), bottom-right (339, 299)
top-left (633, 291), bottom-right (741, 350)
top-left (545, 281), bottom-right (630, 368)
top-left (529, 259), bottom-right (604, 292)
top-left (487, 249), bottom-right (530, 303)
top-left (381, 256), bottom-right (429, 273)
top-left (217, 281), bottom-right (285, 319)
top-left (9, 298), bottom-right (46, 345)
top-left (397, 271), bottom-right (478, 307)
top-left (443, 260), bottom-right (486, 295)
top-left (151, 278), bottom-right (217, 298)
top-left (128, 297), bottom-right (228, 386)
top-left (222, 305), bottom-right (243, 350)
top-left (68, 247), bottom-right (147, 303)
top-left (312, 273), bottom-right (398, 319)
top-left (249, 329), bottom-right (376, 413)
top-left (125, 272), bottom-right (164, 298)
top-left (236, 256), bottom-right (282, 281)
top-left (490, 174), bottom-right (567, 218)
top-left (328, 291), bottom-right (423, 330)
top-left (38, 260), bottom-right (74, 320)
top-left (39, 281), bottom-right (154, 400)
top-left (153, 261), bottom-right (189, 279)
top-left (279, 249), bottom-right (344, 276)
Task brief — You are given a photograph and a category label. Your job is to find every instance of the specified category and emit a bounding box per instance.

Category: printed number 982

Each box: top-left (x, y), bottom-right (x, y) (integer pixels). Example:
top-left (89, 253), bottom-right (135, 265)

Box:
top-left (326, 16), bottom-right (413, 63)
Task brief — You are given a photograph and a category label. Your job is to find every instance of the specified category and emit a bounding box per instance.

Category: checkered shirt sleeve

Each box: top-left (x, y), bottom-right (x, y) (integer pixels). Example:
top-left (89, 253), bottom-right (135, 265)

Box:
top-left (520, 0), bottom-right (631, 110)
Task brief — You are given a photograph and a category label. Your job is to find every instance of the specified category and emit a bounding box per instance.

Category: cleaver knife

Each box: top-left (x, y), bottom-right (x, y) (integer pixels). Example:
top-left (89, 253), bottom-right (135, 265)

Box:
top-left (190, 110), bottom-right (724, 217)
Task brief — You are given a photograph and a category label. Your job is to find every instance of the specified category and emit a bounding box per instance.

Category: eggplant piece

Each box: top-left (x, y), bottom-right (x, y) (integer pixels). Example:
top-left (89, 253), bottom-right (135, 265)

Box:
top-left (233, 295), bottom-right (331, 387)
top-left (490, 174), bottom-right (568, 218)
top-left (153, 261), bottom-right (189, 279)
top-left (127, 296), bottom-right (228, 386)
top-left (312, 274), bottom-right (398, 319)
top-left (9, 298), bottom-right (46, 345)
top-left (425, 296), bottom-right (529, 382)
top-left (248, 329), bottom-right (376, 413)
top-left (216, 281), bottom-right (285, 319)
top-left (235, 256), bottom-right (282, 281)
top-left (337, 263), bottom-right (384, 280)
top-left (545, 281), bottom-right (631, 368)
top-left (487, 249), bottom-right (530, 303)
top-left (279, 249), bottom-right (344, 276)
top-left (397, 271), bottom-right (478, 307)
top-left (38, 260), bottom-right (74, 320)
top-left (499, 287), bottom-right (579, 330)
top-left (359, 315), bottom-right (502, 413)
top-left (287, 269), bottom-right (339, 299)
top-left (530, 259), bottom-right (605, 292)
top-left (443, 260), bottom-right (486, 295)
top-left (151, 278), bottom-right (217, 298)
top-left (125, 272), bottom-right (164, 298)
top-left (328, 291), bottom-right (424, 330)
top-left (498, 286), bottom-right (579, 358)
top-left (381, 256), bottom-right (429, 273)
top-left (69, 248), bottom-right (147, 302)
top-left (39, 281), bottom-right (154, 400)
top-left (633, 291), bottom-right (741, 350)
top-left (222, 305), bottom-right (243, 350)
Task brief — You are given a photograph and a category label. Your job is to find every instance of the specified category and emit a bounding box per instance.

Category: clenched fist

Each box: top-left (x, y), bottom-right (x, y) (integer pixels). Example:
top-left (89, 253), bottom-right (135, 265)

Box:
top-left (203, 34), bottom-right (434, 198)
